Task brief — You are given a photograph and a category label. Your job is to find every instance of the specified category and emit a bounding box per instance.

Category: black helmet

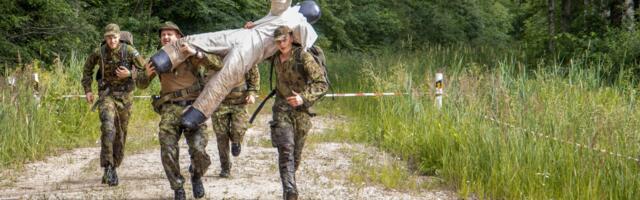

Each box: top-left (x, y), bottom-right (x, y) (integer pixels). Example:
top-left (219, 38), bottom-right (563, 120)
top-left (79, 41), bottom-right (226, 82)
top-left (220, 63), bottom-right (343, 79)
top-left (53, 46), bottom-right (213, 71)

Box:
top-left (298, 0), bottom-right (321, 24)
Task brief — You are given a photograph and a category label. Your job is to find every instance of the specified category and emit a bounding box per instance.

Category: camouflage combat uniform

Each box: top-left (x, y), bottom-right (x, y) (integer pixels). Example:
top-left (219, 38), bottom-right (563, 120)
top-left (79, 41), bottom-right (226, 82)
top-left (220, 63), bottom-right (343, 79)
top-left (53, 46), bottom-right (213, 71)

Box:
top-left (271, 45), bottom-right (328, 197)
top-left (81, 24), bottom-right (145, 177)
top-left (211, 65), bottom-right (259, 177)
top-left (136, 44), bottom-right (223, 192)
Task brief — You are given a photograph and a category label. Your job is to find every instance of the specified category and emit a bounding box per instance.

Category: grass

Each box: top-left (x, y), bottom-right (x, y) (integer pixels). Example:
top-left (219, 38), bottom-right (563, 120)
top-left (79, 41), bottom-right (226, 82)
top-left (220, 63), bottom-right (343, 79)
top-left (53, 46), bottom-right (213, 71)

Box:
top-left (0, 52), bottom-right (160, 169)
top-left (2, 43), bottom-right (640, 199)
top-left (320, 45), bottom-right (640, 199)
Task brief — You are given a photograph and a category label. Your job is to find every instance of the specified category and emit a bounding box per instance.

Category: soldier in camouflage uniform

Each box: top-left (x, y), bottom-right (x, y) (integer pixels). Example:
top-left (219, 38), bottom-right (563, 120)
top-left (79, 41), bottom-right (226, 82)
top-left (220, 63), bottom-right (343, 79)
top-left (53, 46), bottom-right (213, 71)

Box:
top-left (135, 22), bottom-right (223, 200)
top-left (211, 65), bottom-right (259, 178)
top-left (82, 23), bottom-right (145, 186)
top-left (270, 26), bottom-right (328, 200)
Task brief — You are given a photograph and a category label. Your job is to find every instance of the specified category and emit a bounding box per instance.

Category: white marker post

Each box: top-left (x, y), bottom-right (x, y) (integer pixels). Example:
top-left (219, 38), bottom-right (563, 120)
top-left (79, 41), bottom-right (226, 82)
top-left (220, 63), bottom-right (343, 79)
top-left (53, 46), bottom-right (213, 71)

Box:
top-left (435, 72), bottom-right (444, 109)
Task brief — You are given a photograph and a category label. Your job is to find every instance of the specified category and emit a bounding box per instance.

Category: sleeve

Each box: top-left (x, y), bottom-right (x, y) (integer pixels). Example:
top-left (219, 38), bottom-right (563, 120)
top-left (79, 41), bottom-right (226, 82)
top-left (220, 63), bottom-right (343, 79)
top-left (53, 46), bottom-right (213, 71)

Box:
top-left (128, 46), bottom-right (149, 88)
top-left (294, 22), bottom-right (318, 51)
top-left (190, 52), bottom-right (224, 71)
top-left (252, 0), bottom-right (292, 25)
top-left (299, 52), bottom-right (328, 107)
top-left (245, 65), bottom-right (260, 96)
top-left (81, 49), bottom-right (100, 93)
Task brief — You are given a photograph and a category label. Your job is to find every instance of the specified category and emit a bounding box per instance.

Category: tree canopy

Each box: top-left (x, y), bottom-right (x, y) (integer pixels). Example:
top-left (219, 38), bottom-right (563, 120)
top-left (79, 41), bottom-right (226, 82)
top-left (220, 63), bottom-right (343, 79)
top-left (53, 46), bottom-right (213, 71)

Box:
top-left (3, 0), bottom-right (640, 73)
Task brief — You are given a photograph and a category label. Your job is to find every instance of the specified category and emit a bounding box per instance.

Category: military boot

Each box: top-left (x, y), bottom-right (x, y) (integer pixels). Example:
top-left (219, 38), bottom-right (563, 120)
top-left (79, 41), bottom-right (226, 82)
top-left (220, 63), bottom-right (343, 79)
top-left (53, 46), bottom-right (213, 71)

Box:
top-left (284, 190), bottom-right (298, 200)
top-left (101, 167), bottom-right (109, 184)
top-left (189, 165), bottom-right (205, 199)
top-left (231, 143), bottom-right (241, 157)
top-left (174, 188), bottom-right (186, 200)
top-left (109, 167), bottom-right (119, 186)
top-left (191, 175), bottom-right (205, 199)
top-left (219, 168), bottom-right (230, 178)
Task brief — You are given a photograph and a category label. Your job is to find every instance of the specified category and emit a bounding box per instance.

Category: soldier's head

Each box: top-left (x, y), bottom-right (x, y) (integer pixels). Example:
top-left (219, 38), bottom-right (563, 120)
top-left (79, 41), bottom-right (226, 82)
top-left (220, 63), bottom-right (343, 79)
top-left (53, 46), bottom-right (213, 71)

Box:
top-left (104, 23), bottom-right (121, 50)
top-left (274, 26), bottom-right (293, 54)
top-left (159, 21), bottom-right (183, 46)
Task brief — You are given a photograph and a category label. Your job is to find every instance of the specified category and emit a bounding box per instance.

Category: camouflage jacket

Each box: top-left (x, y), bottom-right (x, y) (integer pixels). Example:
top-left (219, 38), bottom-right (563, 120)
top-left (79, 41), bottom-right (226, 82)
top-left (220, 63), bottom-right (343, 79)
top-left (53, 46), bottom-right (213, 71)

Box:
top-left (135, 53), bottom-right (224, 101)
top-left (273, 47), bottom-right (328, 110)
top-left (82, 43), bottom-right (145, 94)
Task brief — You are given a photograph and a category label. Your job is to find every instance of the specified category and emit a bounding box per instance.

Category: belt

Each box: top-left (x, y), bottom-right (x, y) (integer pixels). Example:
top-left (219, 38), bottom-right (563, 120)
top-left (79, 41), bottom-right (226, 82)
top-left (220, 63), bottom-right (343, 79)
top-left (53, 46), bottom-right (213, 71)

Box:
top-left (167, 100), bottom-right (195, 107)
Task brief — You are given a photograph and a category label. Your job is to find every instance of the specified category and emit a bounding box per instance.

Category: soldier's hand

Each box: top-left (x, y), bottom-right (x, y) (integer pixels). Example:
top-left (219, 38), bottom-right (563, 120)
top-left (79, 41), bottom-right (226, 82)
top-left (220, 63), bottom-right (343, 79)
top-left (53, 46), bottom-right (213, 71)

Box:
top-left (180, 43), bottom-right (197, 57)
top-left (244, 21), bottom-right (255, 29)
top-left (145, 62), bottom-right (156, 77)
top-left (85, 92), bottom-right (94, 104)
top-left (286, 91), bottom-right (303, 107)
top-left (246, 95), bottom-right (256, 104)
top-left (116, 66), bottom-right (131, 79)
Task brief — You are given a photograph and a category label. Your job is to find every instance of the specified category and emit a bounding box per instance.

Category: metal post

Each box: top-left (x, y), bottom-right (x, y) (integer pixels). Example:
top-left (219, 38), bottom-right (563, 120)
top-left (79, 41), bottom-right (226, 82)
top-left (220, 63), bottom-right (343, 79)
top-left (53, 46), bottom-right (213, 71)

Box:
top-left (435, 72), bottom-right (444, 109)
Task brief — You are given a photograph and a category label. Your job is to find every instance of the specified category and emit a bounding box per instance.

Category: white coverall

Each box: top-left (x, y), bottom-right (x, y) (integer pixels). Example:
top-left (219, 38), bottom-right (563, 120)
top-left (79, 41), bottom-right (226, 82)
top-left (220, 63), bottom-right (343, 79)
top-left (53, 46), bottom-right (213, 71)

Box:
top-left (161, 0), bottom-right (318, 117)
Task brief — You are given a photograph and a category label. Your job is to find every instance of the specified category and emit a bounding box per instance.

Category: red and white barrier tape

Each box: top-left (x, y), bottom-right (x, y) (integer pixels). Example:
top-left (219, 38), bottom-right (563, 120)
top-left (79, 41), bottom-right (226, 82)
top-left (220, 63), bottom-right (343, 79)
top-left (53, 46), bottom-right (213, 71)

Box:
top-left (484, 116), bottom-right (640, 163)
top-left (61, 92), bottom-right (409, 99)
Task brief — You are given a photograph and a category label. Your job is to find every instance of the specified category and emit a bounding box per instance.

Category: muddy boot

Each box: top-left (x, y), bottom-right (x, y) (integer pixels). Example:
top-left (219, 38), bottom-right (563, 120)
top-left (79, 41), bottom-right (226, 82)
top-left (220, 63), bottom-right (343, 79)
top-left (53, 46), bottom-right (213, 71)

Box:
top-left (108, 167), bottom-right (119, 186)
top-left (284, 190), bottom-right (298, 200)
top-left (219, 168), bottom-right (230, 178)
top-left (191, 175), bottom-right (205, 199)
top-left (174, 188), bottom-right (186, 200)
top-left (101, 167), bottom-right (109, 184)
top-left (231, 143), bottom-right (241, 157)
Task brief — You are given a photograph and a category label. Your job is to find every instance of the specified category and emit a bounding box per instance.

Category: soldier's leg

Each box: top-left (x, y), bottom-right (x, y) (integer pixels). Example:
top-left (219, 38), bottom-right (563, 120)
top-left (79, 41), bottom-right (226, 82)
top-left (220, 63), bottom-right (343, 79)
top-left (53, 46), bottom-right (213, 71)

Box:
top-left (230, 105), bottom-right (249, 144)
top-left (230, 105), bottom-right (249, 156)
top-left (158, 104), bottom-right (186, 190)
top-left (184, 123), bottom-right (211, 199)
top-left (271, 111), bottom-right (298, 198)
top-left (293, 112), bottom-right (312, 171)
top-left (113, 96), bottom-right (132, 168)
top-left (99, 96), bottom-right (117, 184)
top-left (212, 112), bottom-right (232, 176)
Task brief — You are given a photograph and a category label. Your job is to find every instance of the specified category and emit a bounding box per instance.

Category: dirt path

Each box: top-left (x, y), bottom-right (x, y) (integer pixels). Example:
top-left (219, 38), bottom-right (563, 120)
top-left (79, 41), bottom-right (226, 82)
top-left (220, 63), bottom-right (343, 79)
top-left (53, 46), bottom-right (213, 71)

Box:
top-left (0, 114), bottom-right (456, 200)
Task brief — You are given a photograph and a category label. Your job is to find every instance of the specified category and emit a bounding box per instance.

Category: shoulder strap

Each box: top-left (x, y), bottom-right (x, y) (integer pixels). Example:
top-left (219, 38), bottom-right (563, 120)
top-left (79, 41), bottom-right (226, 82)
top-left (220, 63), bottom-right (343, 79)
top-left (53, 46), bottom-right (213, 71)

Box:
top-left (120, 43), bottom-right (129, 69)
top-left (270, 55), bottom-right (275, 91)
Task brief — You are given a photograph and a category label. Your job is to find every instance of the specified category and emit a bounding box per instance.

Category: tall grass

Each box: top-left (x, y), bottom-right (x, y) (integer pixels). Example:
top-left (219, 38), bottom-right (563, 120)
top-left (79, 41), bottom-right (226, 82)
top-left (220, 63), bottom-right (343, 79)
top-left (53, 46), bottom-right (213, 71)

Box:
top-left (0, 52), bottom-right (159, 168)
top-left (324, 45), bottom-right (640, 199)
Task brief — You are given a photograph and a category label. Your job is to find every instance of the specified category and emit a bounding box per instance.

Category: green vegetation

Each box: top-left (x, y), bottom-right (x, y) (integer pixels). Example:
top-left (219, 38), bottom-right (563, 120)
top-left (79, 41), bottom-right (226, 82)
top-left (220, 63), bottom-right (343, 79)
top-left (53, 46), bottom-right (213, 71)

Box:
top-left (320, 46), bottom-right (640, 199)
top-left (0, 54), bottom-right (160, 168)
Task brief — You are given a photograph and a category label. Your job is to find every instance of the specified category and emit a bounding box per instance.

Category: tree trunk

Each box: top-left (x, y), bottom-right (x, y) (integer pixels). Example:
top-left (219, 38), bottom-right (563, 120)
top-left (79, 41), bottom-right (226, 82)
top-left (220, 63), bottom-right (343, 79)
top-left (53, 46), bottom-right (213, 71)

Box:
top-left (549, 0), bottom-right (556, 53)
top-left (562, 0), bottom-right (573, 32)
top-left (624, 0), bottom-right (635, 29)
top-left (611, 0), bottom-right (625, 27)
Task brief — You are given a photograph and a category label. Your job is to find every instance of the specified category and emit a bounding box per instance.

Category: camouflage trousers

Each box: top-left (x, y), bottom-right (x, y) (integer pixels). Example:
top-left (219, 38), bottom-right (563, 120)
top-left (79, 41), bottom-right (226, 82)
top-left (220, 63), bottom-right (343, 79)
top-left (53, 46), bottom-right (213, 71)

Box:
top-left (270, 99), bottom-right (313, 195)
top-left (211, 103), bottom-right (249, 171)
top-left (99, 94), bottom-right (132, 168)
top-left (159, 103), bottom-right (211, 190)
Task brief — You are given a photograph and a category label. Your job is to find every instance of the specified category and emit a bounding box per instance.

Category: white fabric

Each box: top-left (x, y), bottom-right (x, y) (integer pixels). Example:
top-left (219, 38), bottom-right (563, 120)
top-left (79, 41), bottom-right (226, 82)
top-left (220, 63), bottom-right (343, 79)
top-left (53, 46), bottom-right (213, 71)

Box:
top-left (167, 0), bottom-right (318, 116)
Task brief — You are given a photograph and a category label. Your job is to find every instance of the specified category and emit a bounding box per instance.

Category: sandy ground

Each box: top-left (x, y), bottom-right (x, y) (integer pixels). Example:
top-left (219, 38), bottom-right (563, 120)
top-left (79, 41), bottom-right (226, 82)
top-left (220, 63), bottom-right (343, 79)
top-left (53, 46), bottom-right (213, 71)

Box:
top-left (0, 114), bottom-right (456, 200)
